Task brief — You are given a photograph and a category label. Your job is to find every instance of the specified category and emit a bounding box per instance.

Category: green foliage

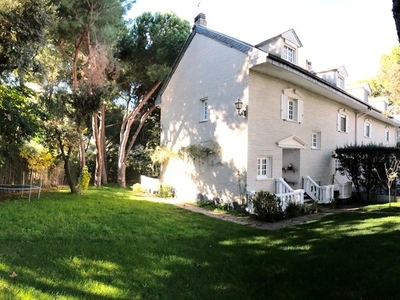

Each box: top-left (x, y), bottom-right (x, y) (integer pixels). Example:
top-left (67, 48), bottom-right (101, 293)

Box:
top-left (251, 190), bottom-right (284, 222)
top-left (367, 45), bottom-right (400, 107)
top-left (334, 144), bottom-right (400, 201)
top-left (180, 141), bottom-right (221, 161)
top-left (0, 84), bottom-right (43, 164)
top-left (159, 184), bottom-right (174, 198)
top-left (19, 140), bottom-right (54, 171)
top-left (150, 146), bottom-right (177, 165)
top-left (77, 166), bottom-right (91, 195)
top-left (116, 11), bottom-right (191, 95)
top-left (130, 183), bottom-right (146, 194)
top-left (285, 201), bottom-right (303, 218)
top-left (0, 0), bottom-right (52, 80)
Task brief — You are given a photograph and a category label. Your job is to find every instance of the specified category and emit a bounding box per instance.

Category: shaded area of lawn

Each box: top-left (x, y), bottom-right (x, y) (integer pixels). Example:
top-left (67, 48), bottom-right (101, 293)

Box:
top-left (0, 187), bottom-right (400, 299)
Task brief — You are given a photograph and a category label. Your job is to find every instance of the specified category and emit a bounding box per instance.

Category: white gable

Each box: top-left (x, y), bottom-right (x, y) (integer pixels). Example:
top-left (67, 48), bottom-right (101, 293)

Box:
top-left (277, 135), bottom-right (307, 149)
top-left (281, 29), bottom-right (302, 48)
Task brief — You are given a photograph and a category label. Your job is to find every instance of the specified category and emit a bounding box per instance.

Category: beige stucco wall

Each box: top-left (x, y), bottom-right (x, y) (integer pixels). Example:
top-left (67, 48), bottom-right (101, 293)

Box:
top-left (160, 34), bottom-right (249, 201)
top-left (247, 70), bottom-right (398, 193)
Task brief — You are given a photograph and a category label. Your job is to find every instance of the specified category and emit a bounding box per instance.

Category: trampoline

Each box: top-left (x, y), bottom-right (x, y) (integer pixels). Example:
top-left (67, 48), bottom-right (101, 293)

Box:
top-left (0, 174), bottom-right (42, 201)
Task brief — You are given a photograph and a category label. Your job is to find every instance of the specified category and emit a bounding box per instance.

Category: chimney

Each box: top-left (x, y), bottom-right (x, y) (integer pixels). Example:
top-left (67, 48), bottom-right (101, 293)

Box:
top-left (194, 13), bottom-right (207, 27)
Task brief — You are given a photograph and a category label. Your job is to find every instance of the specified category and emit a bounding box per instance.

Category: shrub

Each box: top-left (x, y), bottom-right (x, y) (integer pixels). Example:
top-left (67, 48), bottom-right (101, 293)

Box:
top-left (131, 183), bottom-right (146, 194)
top-left (251, 190), bottom-right (284, 222)
top-left (77, 166), bottom-right (91, 195)
top-left (159, 184), bottom-right (175, 198)
top-left (285, 201), bottom-right (302, 218)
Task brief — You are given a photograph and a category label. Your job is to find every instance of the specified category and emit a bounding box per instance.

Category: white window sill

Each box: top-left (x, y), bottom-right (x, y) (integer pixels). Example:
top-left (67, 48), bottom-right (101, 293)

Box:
top-left (256, 177), bottom-right (273, 181)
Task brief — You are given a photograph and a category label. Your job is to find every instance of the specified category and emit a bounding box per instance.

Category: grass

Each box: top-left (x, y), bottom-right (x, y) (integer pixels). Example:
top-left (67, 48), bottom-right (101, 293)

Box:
top-left (0, 187), bottom-right (400, 299)
top-left (359, 201), bottom-right (400, 213)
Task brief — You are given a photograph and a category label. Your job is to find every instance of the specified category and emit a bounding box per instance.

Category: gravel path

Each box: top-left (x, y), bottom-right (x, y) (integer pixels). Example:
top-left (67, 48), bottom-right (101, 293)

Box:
top-left (143, 197), bottom-right (347, 230)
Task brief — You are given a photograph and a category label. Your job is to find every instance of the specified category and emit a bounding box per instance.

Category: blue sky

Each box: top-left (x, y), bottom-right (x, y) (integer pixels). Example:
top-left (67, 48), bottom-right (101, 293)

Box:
top-left (127, 0), bottom-right (398, 83)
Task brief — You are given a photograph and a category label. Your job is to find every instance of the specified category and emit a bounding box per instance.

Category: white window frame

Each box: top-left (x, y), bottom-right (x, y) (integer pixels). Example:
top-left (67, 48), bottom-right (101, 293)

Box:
top-left (385, 128), bottom-right (390, 142)
top-left (335, 159), bottom-right (342, 172)
top-left (337, 112), bottom-right (349, 133)
top-left (311, 131), bottom-right (321, 150)
top-left (281, 94), bottom-right (303, 123)
top-left (257, 157), bottom-right (272, 180)
top-left (363, 120), bottom-right (372, 138)
top-left (283, 44), bottom-right (295, 63)
top-left (200, 97), bottom-right (208, 122)
top-left (337, 75), bottom-right (344, 89)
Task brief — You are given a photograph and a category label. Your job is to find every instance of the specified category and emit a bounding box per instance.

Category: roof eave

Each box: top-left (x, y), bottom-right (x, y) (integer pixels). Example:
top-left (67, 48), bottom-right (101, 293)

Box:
top-left (251, 54), bottom-right (400, 127)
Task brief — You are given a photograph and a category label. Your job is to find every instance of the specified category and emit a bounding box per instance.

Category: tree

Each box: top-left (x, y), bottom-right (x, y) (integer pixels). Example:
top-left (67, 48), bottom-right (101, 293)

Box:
top-left (0, 85), bottom-right (42, 166)
top-left (0, 0), bottom-right (52, 83)
top-left (335, 144), bottom-right (400, 201)
top-left (115, 12), bottom-right (190, 187)
top-left (366, 46), bottom-right (400, 113)
top-left (42, 0), bottom-right (133, 191)
top-left (393, 0), bottom-right (400, 43)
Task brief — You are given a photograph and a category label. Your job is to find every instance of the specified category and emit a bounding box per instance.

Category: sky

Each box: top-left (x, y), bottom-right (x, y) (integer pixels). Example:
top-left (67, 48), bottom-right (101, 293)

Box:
top-left (127, 0), bottom-right (398, 83)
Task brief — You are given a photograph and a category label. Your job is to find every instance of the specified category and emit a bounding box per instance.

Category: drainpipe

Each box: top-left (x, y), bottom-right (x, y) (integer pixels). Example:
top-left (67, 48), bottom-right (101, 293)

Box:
top-left (355, 112), bottom-right (358, 144)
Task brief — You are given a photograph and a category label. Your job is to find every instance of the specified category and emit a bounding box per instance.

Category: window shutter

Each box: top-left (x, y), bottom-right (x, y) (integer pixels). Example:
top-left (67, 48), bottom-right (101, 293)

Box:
top-left (281, 95), bottom-right (288, 120)
top-left (337, 114), bottom-right (341, 131)
top-left (369, 123), bottom-right (372, 138)
top-left (297, 100), bottom-right (304, 123)
top-left (345, 116), bottom-right (349, 133)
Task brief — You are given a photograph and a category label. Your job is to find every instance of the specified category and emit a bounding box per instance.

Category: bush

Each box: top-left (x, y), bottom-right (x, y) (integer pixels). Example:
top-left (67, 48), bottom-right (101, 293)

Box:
top-left (131, 183), bottom-right (146, 194)
top-left (77, 166), bottom-right (91, 195)
top-left (159, 184), bottom-right (175, 198)
top-left (251, 190), bottom-right (284, 222)
top-left (285, 201), bottom-right (302, 218)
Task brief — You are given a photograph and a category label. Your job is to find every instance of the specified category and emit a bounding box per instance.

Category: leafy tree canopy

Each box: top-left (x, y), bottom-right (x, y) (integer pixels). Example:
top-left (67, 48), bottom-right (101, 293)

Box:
top-left (0, 0), bottom-right (52, 82)
top-left (116, 11), bottom-right (191, 96)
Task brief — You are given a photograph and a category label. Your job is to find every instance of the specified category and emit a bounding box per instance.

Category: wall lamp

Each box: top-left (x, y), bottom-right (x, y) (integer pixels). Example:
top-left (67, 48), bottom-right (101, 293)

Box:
top-left (235, 99), bottom-right (247, 117)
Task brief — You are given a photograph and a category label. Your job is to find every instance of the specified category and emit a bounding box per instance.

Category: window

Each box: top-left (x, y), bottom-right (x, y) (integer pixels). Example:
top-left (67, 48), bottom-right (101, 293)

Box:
top-left (200, 97), bottom-right (208, 122)
top-left (363, 120), bottom-right (371, 138)
top-left (335, 159), bottom-right (342, 172)
top-left (337, 76), bottom-right (345, 89)
top-left (283, 45), bottom-right (295, 63)
top-left (257, 157), bottom-right (272, 180)
top-left (311, 131), bottom-right (321, 149)
top-left (385, 128), bottom-right (390, 142)
top-left (337, 112), bottom-right (349, 133)
top-left (281, 95), bottom-right (303, 123)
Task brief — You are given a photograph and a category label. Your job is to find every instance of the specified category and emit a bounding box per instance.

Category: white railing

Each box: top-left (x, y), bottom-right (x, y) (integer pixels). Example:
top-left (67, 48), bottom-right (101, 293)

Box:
top-left (275, 177), bottom-right (294, 195)
top-left (275, 178), bottom-right (304, 209)
top-left (276, 190), bottom-right (305, 210)
top-left (303, 175), bottom-right (334, 204)
top-left (246, 178), bottom-right (305, 214)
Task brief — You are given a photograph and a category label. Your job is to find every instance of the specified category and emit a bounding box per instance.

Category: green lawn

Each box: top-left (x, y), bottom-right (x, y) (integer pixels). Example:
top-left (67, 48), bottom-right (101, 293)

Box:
top-left (1, 187), bottom-right (400, 299)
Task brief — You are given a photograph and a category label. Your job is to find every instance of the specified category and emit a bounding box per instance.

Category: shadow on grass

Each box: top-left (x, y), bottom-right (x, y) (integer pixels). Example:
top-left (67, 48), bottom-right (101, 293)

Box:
top-left (1, 190), bottom-right (400, 299)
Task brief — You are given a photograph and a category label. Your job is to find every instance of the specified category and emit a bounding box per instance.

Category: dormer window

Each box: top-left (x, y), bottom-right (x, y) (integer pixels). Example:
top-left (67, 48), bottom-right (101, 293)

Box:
top-left (337, 75), bottom-right (345, 89)
top-left (283, 45), bottom-right (295, 63)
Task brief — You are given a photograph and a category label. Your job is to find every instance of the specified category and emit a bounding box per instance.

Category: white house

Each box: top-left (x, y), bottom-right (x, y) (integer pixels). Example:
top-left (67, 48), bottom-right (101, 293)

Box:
top-left (156, 13), bottom-right (399, 206)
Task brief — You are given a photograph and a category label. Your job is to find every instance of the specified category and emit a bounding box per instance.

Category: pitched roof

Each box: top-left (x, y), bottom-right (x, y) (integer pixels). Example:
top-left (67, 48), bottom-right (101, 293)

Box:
top-left (194, 25), bottom-right (253, 53)
top-left (256, 29), bottom-right (303, 49)
top-left (156, 25), bottom-right (254, 104)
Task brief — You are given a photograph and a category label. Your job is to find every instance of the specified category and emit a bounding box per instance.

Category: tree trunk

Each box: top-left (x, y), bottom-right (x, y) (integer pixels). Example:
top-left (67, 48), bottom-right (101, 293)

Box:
top-left (100, 103), bottom-right (108, 184)
top-left (57, 135), bottom-right (78, 194)
top-left (117, 117), bottom-right (129, 188)
top-left (118, 158), bottom-right (126, 188)
top-left (64, 155), bottom-right (78, 194)
top-left (117, 82), bottom-right (161, 188)
top-left (79, 133), bottom-right (86, 172)
top-left (92, 111), bottom-right (103, 187)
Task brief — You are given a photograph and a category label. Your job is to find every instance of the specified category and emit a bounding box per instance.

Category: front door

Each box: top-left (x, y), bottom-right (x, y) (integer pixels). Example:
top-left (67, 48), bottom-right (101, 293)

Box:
top-left (282, 148), bottom-right (300, 189)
